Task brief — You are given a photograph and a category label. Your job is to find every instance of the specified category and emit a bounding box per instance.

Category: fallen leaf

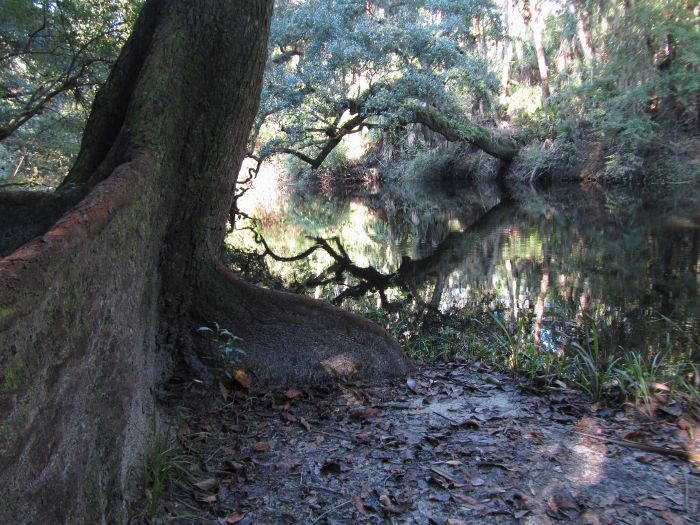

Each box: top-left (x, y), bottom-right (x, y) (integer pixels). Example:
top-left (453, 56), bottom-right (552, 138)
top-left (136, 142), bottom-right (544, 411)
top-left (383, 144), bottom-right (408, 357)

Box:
top-left (198, 494), bottom-right (217, 503)
top-left (379, 494), bottom-right (401, 513)
top-left (226, 513), bottom-right (246, 524)
top-left (547, 493), bottom-right (577, 514)
top-left (677, 417), bottom-right (690, 431)
top-left (640, 498), bottom-right (668, 511)
top-left (232, 369), bottom-right (252, 390)
top-left (352, 495), bottom-right (366, 514)
top-left (252, 441), bottom-right (271, 452)
top-left (280, 412), bottom-right (297, 424)
top-left (580, 511), bottom-right (601, 525)
top-left (299, 417), bottom-right (311, 431)
top-left (431, 492), bottom-right (451, 502)
top-left (446, 520), bottom-right (467, 525)
top-left (660, 510), bottom-right (685, 525)
top-left (623, 430), bottom-right (648, 440)
top-left (659, 403), bottom-right (682, 417)
top-left (529, 430), bottom-right (545, 444)
top-left (228, 460), bottom-right (245, 472)
top-left (452, 493), bottom-right (480, 506)
top-left (219, 382), bottom-right (230, 401)
top-left (406, 378), bottom-right (418, 393)
top-left (194, 478), bottom-right (218, 491)
top-left (285, 388), bottom-right (303, 399)
top-left (278, 459), bottom-right (302, 471)
top-left (350, 407), bottom-right (379, 420)
top-left (635, 455), bottom-right (657, 464)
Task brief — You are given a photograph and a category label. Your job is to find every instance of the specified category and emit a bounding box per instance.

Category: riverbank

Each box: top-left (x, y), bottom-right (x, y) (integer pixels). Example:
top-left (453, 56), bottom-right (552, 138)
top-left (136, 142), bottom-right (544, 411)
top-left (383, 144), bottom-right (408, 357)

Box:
top-left (140, 360), bottom-right (699, 524)
top-left (229, 177), bottom-right (700, 412)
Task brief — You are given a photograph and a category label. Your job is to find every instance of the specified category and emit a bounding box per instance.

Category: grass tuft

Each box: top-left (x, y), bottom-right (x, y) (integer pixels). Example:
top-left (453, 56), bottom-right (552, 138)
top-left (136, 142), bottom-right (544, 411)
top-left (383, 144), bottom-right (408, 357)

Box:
top-left (141, 418), bottom-right (191, 518)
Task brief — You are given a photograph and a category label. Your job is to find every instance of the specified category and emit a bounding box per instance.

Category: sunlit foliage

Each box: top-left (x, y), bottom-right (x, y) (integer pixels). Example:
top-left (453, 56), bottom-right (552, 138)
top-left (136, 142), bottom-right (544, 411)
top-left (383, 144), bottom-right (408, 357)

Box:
top-left (511, 0), bottom-right (700, 182)
top-left (0, 0), bottom-right (142, 184)
top-left (252, 0), bottom-right (502, 169)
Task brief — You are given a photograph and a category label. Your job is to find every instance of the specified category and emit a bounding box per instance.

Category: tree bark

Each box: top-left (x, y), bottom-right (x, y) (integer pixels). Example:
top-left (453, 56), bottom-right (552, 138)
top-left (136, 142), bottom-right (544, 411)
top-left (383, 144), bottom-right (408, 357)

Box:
top-left (570, 0), bottom-right (595, 63)
top-left (500, 0), bottom-right (515, 96)
top-left (523, 0), bottom-right (551, 101)
top-left (0, 1), bottom-right (410, 522)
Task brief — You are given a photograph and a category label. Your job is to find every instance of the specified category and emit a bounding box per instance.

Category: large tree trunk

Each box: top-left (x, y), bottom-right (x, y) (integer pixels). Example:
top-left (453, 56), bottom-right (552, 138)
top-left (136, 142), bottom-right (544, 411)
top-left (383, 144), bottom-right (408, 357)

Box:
top-left (0, 1), bottom-right (410, 523)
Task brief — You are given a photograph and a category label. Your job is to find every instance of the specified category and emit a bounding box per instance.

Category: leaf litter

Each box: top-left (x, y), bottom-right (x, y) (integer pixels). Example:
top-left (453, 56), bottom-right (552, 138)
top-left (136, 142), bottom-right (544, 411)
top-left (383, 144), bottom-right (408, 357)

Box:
top-left (153, 360), bottom-right (699, 524)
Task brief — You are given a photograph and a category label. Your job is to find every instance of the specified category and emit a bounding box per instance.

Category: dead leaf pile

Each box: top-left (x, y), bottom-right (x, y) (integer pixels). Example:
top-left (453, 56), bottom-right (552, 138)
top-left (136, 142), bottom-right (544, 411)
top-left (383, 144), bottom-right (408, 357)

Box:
top-left (152, 361), bottom-right (699, 524)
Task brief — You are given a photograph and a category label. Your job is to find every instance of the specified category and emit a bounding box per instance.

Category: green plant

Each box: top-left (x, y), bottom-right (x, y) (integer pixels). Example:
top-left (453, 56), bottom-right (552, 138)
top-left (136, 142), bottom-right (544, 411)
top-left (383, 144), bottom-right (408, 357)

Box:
top-left (569, 325), bottom-right (619, 400)
top-left (677, 364), bottom-right (700, 420)
top-left (197, 323), bottom-right (246, 372)
top-left (141, 418), bottom-right (190, 517)
top-left (616, 352), bottom-right (663, 407)
top-left (489, 311), bottom-right (537, 377)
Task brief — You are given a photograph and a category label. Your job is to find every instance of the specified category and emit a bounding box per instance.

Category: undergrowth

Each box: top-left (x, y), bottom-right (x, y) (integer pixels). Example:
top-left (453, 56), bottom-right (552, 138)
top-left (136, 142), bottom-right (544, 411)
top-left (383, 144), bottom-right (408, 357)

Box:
top-left (222, 241), bottom-right (699, 417)
top-left (139, 417), bottom-right (191, 520)
top-left (373, 303), bottom-right (699, 417)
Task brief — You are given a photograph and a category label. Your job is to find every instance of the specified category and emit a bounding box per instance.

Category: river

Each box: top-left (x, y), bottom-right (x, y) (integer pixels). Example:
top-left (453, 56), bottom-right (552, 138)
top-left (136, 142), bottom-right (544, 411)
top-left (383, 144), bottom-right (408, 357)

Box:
top-left (231, 174), bottom-right (699, 364)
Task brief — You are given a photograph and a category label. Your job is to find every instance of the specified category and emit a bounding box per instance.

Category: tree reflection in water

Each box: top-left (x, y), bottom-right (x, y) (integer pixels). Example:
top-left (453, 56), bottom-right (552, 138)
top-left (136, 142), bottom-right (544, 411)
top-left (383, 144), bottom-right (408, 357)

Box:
top-left (229, 179), bottom-right (699, 364)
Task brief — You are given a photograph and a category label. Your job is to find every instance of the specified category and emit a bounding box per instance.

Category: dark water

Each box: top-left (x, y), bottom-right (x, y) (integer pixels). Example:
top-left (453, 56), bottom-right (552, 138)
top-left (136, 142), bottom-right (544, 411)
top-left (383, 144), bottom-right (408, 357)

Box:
top-left (233, 178), bottom-right (700, 362)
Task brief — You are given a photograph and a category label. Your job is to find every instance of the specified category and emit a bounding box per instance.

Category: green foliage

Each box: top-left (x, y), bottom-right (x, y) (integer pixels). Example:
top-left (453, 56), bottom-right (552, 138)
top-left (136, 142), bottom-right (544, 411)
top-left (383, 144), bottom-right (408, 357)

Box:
top-left (616, 352), bottom-right (663, 407)
top-left (570, 326), bottom-right (619, 400)
top-left (676, 364), bottom-right (700, 416)
top-left (254, 0), bottom-right (501, 169)
top-left (490, 311), bottom-right (533, 377)
top-left (196, 323), bottom-right (247, 374)
top-left (141, 418), bottom-right (190, 518)
top-left (516, 0), bottom-right (700, 183)
top-left (0, 0), bottom-right (142, 185)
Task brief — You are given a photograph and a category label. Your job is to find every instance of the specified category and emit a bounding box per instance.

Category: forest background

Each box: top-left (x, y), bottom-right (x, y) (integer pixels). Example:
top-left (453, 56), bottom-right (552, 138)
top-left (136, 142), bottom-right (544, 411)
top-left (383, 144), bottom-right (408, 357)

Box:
top-left (2, 0), bottom-right (699, 189)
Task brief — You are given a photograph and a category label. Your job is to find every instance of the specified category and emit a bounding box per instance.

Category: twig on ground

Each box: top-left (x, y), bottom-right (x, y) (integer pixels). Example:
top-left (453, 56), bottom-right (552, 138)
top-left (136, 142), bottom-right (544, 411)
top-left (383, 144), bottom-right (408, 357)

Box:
top-left (432, 411), bottom-right (460, 425)
top-left (572, 430), bottom-right (700, 463)
top-left (311, 429), bottom-right (356, 440)
top-left (309, 499), bottom-right (353, 525)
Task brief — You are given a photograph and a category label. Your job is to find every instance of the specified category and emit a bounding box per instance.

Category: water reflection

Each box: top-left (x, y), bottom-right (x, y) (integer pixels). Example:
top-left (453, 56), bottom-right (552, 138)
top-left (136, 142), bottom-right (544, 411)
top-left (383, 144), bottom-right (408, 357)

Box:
top-left (231, 177), bottom-right (699, 362)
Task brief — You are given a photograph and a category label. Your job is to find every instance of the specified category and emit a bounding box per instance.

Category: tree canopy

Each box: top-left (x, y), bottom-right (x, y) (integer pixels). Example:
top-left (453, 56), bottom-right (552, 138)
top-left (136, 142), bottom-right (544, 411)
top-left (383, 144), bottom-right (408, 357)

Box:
top-left (1, 0), bottom-right (698, 185)
top-left (251, 0), bottom-right (518, 169)
top-left (0, 0), bottom-right (141, 182)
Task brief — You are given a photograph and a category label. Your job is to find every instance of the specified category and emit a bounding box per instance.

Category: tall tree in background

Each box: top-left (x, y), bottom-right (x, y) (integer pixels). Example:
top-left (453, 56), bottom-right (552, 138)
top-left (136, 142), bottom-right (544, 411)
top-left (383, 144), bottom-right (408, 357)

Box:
top-left (0, 1), bottom-right (409, 522)
top-left (521, 0), bottom-right (550, 100)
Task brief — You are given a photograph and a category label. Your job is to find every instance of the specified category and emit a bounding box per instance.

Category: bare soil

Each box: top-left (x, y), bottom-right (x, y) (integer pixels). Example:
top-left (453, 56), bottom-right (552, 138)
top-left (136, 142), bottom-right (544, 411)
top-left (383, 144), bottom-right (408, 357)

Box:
top-left (152, 361), bottom-right (699, 525)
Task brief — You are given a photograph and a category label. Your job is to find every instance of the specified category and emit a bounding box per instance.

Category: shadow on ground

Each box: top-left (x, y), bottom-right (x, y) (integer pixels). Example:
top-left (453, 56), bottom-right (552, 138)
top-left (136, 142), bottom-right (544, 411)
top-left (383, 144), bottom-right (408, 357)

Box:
top-left (150, 361), bottom-right (699, 524)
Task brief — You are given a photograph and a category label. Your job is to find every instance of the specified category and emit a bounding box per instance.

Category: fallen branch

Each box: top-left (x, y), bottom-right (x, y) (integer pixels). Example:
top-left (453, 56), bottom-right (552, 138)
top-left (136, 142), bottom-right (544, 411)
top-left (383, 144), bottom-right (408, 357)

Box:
top-left (309, 499), bottom-right (353, 525)
top-left (572, 430), bottom-right (700, 463)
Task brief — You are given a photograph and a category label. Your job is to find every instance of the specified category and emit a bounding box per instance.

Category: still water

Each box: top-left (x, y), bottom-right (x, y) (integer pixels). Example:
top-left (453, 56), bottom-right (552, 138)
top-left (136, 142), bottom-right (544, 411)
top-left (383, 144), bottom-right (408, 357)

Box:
top-left (232, 176), bottom-right (699, 362)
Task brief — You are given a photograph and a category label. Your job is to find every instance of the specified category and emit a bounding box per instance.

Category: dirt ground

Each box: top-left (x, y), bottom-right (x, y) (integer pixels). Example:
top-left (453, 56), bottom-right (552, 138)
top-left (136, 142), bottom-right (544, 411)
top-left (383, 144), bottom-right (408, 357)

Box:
top-left (152, 360), bottom-right (699, 525)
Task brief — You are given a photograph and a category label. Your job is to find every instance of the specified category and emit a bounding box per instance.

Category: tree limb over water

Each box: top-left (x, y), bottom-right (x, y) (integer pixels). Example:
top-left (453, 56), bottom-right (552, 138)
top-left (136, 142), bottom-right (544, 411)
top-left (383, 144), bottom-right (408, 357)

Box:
top-left (246, 197), bottom-right (516, 309)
